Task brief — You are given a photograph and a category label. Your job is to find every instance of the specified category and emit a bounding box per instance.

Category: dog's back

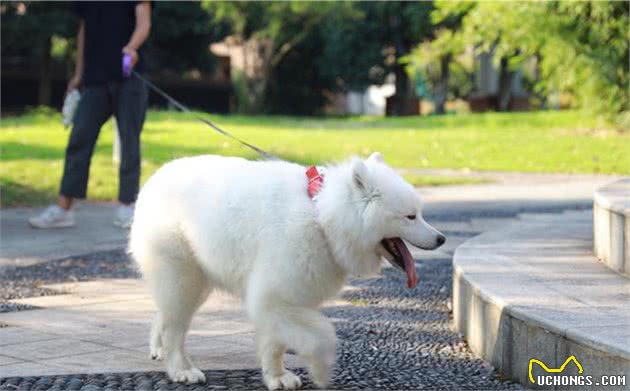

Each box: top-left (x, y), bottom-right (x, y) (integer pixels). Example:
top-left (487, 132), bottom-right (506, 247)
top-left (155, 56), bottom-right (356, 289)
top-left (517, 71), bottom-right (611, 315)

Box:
top-left (130, 155), bottom-right (325, 294)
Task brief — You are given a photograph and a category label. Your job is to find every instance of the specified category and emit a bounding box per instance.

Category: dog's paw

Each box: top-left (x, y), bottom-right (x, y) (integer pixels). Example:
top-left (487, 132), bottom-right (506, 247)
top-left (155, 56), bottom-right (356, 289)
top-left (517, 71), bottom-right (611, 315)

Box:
top-left (150, 346), bottom-right (163, 361)
top-left (312, 378), bottom-right (329, 389)
top-left (168, 367), bottom-right (206, 384)
top-left (264, 370), bottom-right (302, 390)
top-left (308, 359), bottom-right (332, 389)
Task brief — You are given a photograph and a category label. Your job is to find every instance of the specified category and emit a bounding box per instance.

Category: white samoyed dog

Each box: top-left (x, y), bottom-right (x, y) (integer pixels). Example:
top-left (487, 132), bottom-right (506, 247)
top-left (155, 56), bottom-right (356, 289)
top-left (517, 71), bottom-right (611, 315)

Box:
top-left (129, 152), bottom-right (445, 390)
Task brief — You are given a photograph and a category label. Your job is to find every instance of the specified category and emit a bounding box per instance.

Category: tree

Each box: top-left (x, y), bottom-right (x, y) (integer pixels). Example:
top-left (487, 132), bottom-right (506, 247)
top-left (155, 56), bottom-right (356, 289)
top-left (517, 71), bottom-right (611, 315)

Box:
top-left (205, 1), bottom-right (348, 113)
top-left (404, 27), bottom-right (471, 114)
top-left (1, 2), bottom-right (223, 108)
top-left (206, 2), bottom-right (436, 115)
top-left (321, 2), bottom-right (435, 115)
top-left (376, 2), bottom-right (434, 115)
top-left (148, 2), bottom-right (222, 75)
top-left (429, 1), bottom-right (629, 125)
top-left (1, 2), bottom-right (77, 106)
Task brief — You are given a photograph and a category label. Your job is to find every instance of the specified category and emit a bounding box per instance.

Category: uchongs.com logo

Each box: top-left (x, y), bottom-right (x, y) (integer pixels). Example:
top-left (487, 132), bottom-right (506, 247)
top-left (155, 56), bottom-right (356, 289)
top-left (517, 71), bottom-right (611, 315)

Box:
top-left (528, 355), bottom-right (626, 387)
top-left (529, 355), bottom-right (583, 384)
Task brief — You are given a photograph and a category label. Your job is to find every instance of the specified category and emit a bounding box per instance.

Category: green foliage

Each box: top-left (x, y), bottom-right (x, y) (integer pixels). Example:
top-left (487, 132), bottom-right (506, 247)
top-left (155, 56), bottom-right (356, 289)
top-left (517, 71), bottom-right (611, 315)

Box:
top-left (405, 28), bottom-right (473, 100)
top-left (204, 2), bottom-right (436, 114)
top-left (3, 2), bottom-right (626, 119)
top-left (1, 2), bottom-right (222, 81)
top-left (230, 70), bottom-right (254, 114)
top-left (204, 2), bottom-right (267, 38)
top-left (427, 1), bottom-right (629, 126)
top-left (318, 2), bottom-right (434, 92)
top-left (0, 2), bottom-right (78, 61)
top-left (204, 1), bottom-right (348, 114)
top-left (50, 35), bottom-right (71, 60)
top-left (316, 7), bottom-right (385, 91)
top-left (148, 2), bottom-right (221, 73)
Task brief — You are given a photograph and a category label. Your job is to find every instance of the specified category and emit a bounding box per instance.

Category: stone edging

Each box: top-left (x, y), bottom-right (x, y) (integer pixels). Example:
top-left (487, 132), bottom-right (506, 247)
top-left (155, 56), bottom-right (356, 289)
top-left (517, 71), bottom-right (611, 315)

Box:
top-left (453, 211), bottom-right (630, 389)
top-left (593, 178), bottom-right (630, 276)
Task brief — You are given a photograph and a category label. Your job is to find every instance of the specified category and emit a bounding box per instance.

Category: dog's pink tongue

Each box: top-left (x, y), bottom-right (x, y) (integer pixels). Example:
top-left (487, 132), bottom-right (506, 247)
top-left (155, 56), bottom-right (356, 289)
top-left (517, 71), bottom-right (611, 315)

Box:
top-left (392, 238), bottom-right (417, 289)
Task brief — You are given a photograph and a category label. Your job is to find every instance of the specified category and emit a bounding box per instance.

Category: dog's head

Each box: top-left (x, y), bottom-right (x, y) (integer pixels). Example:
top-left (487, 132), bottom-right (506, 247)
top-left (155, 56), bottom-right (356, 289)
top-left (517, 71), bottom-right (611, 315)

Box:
top-left (318, 152), bottom-right (445, 288)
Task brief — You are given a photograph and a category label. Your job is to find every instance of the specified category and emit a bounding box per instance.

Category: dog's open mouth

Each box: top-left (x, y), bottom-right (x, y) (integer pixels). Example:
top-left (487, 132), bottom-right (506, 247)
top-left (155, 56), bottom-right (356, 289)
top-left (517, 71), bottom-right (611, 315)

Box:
top-left (381, 238), bottom-right (417, 289)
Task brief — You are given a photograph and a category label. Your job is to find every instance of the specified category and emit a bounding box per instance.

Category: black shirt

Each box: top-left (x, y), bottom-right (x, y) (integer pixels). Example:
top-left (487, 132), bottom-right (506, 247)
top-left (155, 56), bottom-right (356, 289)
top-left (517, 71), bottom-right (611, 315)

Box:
top-left (76, 1), bottom-right (147, 85)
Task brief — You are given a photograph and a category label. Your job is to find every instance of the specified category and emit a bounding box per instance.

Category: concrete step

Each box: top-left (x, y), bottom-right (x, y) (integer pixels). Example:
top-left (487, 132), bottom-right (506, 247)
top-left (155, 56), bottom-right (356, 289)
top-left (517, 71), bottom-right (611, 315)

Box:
top-left (453, 210), bottom-right (630, 389)
top-left (594, 178), bottom-right (630, 276)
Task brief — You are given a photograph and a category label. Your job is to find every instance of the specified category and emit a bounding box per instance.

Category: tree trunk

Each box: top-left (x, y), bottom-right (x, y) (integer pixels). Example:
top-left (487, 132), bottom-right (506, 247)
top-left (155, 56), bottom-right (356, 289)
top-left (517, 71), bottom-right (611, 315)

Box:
top-left (394, 63), bottom-right (411, 100)
top-left (37, 36), bottom-right (52, 107)
top-left (532, 52), bottom-right (546, 109)
top-left (497, 56), bottom-right (514, 112)
top-left (245, 39), bottom-right (272, 114)
top-left (434, 54), bottom-right (451, 115)
top-left (387, 62), bottom-right (419, 116)
top-left (247, 78), bottom-right (267, 114)
top-left (387, 10), bottom-right (419, 118)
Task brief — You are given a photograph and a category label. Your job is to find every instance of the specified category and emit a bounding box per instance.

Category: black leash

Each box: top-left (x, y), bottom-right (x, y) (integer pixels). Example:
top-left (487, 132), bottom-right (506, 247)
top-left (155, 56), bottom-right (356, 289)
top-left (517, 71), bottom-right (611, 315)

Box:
top-left (131, 71), bottom-right (279, 161)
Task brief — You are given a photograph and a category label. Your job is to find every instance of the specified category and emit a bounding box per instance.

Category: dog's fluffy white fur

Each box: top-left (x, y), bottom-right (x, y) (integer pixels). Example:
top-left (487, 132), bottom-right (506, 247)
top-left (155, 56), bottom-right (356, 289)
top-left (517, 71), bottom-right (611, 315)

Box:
top-left (129, 153), bottom-right (444, 389)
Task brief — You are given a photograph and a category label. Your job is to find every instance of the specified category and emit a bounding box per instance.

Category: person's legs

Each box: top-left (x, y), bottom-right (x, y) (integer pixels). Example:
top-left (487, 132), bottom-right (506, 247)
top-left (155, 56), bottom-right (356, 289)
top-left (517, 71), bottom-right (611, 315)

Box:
top-left (60, 85), bottom-right (112, 204)
top-left (58, 195), bottom-right (73, 210)
top-left (30, 85), bottom-right (111, 229)
top-left (114, 76), bottom-right (147, 206)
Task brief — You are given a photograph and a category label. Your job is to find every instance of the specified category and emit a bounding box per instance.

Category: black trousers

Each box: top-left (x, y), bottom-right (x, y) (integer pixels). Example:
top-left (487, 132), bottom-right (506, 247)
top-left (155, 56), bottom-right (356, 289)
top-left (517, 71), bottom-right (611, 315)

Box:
top-left (60, 76), bottom-right (148, 204)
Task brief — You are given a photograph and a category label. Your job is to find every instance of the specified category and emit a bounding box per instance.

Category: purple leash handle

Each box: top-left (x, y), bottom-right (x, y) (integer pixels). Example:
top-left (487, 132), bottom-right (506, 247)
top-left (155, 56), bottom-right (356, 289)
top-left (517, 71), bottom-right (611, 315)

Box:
top-left (122, 53), bottom-right (132, 77)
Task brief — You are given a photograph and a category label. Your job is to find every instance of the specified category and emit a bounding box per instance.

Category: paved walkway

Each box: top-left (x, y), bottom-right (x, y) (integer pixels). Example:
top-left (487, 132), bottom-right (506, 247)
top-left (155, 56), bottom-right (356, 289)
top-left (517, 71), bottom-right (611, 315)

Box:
top-left (454, 210), bottom-right (630, 385)
top-left (1, 203), bottom-right (127, 268)
top-left (0, 279), bottom-right (302, 376)
top-left (0, 172), bottom-right (620, 389)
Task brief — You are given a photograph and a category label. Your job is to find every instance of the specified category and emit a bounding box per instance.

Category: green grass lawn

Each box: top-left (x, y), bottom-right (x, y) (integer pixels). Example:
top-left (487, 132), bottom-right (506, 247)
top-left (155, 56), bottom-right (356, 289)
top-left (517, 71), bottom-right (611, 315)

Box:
top-left (1, 109), bottom-right (628, 207)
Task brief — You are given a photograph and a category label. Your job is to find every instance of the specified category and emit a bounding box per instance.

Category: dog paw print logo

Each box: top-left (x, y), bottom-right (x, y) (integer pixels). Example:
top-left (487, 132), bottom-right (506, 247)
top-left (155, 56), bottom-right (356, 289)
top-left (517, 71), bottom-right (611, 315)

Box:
top-left (528, 355), bottom-right (584, 384)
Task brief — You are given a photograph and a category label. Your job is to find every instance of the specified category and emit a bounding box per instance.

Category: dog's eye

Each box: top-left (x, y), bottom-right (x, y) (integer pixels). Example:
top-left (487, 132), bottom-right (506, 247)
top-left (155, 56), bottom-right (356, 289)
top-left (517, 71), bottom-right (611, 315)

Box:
top-left (406, 214), bottom-right (416, 220)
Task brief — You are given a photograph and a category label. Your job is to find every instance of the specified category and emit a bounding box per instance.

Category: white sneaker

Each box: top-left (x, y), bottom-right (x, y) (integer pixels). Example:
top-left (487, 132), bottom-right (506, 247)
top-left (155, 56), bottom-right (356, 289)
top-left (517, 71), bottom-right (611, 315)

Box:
top-left (113, 204), bottom-right (134, 228)
top-left (29, 205), bottom-right (75, 229)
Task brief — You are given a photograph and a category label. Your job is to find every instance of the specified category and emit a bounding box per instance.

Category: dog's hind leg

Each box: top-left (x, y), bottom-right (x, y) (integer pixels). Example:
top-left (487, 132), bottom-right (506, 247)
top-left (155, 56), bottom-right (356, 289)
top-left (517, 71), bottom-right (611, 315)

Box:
top-left (149, 312), bottom-right (163, 360)
top-left (142, 243), bottom-right (211, 384)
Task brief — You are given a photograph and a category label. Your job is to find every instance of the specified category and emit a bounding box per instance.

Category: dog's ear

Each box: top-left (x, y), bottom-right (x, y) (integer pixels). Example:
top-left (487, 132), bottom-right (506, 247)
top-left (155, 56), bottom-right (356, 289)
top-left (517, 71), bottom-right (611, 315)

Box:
top-left (351, 157), bottom-right (371, 193)
top-left (367, 152), bottom-right (384, 163)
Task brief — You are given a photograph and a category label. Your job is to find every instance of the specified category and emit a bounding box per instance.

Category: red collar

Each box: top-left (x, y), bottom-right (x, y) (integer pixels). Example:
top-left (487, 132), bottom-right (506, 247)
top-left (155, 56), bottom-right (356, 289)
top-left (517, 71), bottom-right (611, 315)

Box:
top-left (306, 166), bottom-right (323, 199)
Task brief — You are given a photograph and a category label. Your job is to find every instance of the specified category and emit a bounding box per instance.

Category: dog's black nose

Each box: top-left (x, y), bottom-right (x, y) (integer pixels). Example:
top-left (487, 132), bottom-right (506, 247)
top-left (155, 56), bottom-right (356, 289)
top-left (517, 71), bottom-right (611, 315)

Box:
top-left (436, 234), bottom-right (446, 246)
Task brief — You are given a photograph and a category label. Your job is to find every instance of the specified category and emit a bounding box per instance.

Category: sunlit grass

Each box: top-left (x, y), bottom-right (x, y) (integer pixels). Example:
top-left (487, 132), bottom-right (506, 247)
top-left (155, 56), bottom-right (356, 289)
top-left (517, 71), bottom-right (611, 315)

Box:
top-left (1, 109), bottom-right (628, 207)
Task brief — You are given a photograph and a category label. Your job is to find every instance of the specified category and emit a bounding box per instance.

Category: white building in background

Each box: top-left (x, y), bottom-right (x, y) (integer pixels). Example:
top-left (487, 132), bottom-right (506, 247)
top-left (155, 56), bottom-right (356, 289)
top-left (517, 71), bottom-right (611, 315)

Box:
top-left (345, 84), bottom-right (396, 116)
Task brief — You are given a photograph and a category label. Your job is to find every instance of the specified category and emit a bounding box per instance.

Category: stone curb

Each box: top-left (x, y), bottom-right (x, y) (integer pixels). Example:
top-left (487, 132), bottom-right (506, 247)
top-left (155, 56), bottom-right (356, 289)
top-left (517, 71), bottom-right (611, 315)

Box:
top-left (593, 178), bottom-right (630, 276)
top-left (453, 211), bottom-right (630, 390)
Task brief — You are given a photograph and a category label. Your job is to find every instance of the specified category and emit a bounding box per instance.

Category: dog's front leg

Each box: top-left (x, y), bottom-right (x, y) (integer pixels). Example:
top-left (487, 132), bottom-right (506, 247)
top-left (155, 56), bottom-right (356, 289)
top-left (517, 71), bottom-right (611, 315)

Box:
top-left (257, 335), bottom-right (302, 390)
top-left (300, 316), bottom-right (336, 389)
top-left (253, 306), bottom-right (336, 390)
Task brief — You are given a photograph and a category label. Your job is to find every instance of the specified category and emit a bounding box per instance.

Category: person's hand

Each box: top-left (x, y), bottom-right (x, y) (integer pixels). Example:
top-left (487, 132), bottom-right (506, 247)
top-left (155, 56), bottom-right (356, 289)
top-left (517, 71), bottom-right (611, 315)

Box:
top-left (66, 75), bottom-right (81, 94)
top-left (122, 46), bottom-right (139, 68)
